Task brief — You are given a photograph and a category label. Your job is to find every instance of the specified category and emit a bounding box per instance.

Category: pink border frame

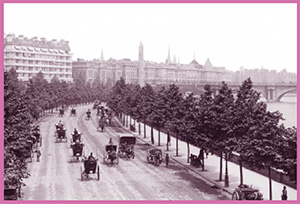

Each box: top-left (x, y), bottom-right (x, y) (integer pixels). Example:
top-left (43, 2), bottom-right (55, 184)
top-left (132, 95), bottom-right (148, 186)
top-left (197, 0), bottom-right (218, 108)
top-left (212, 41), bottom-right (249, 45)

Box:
top-left (0, 0), bottom-right (299, 203)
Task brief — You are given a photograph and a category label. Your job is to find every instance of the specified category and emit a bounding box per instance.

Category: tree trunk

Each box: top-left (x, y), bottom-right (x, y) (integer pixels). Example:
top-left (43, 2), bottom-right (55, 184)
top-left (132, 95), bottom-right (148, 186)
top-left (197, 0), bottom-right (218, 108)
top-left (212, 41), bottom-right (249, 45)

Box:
top-left (126, 115), bottom-right (128, 127)
top-left (151, 125), bottom-right (154, 144)
top-left (139, 123), bottom-right (141, 135)
top-left (176, 132), bottom-right (178, 156)
top-left (167, 131), bottom-right (170, 151)
top-left (144, 121), bottom-right (146, 138)
top-left (219, 151), bottom-right (223, 181)
top-left (130, 117), bottom-right (132, 127)
top-left (268, 165), bottom-right (272, 200)
top-left (187, 141), bottom-right (190, 163)
top-left (158, 128), bottom-right (160, 146)
top-left (239, 160), bottom-right (243, 185)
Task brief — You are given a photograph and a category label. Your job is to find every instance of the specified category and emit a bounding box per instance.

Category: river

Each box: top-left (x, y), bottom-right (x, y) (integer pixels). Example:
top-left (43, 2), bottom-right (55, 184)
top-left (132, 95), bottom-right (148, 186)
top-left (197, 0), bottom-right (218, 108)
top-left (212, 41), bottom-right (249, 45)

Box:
top-left (265, 95), bottom-right (297, 128)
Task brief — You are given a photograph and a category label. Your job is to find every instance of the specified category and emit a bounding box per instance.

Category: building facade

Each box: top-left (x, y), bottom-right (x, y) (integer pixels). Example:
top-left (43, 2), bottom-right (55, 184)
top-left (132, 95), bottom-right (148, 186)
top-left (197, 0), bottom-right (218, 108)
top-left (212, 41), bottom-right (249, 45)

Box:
top-left (4, 34), bottom-right (73, 82)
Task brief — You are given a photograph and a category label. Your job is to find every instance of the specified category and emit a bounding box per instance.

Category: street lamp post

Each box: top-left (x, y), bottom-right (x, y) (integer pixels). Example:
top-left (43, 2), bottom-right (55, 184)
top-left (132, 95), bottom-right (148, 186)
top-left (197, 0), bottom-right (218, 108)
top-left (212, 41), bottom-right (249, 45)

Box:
top-left (225, 151), bottom-right (229, 187)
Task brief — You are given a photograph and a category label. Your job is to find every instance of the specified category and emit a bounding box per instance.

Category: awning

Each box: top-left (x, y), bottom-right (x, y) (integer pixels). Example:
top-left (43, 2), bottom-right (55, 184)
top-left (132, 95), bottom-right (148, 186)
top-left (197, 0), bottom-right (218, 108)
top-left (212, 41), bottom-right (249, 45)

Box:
top-left (59, 49), bottom-right (65, 54)
top-left (27, 47), bottom-right (34, 51)
top-left (35, 48), bottom-right (41, 52)
top-left (53, 49), bottom-right (59, 53)
top-left (14, 46), bottom-right (21, 50)
top-left (48, 49), bottom-right (53, 53)
top-left (41, 48), bottom-right (48, 52)
top-left (21, 46), bottom-right (27, 50)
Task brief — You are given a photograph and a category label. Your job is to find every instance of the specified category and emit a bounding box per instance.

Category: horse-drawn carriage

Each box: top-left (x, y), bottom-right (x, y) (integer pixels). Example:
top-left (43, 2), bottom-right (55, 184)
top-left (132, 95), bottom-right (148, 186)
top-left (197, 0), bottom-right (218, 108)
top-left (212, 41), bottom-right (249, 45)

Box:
top-left (59, 108), bottom-right (64, 117)
top-left (147, 148), bottom-right (163, 166)
top-left (232, 184), bottom-right (263, 200)
top-left (103, 144), bottom-right (119, 166)
top-left (4, 188), bottom-right (18, 200)
top-left (81, 155), bottom-right (100, 181)
top-left (70, 108), bottom-right (76, 117)
top-left (55, 127), bottom-right (67, 142)
top-left (118, 135), bottom-right (136, 159)
top-left (71, 142), bottom-right (84, 161)
top-left (70, 132), bottom-right (82, 147)
top-left (190, 153), bottom-right (202, 168)
top-left (85, 110), bottom-right (92, 120)
top-left (98, 118), bottom-right (106, 132)
top-left (31, 125), bottom-right (42, 147)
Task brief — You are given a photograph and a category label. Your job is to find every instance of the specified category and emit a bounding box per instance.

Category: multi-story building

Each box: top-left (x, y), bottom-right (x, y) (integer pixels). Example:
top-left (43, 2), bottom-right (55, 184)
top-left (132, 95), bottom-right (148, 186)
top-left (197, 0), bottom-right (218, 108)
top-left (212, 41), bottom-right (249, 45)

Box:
top-left (72, 42), bottom-right (233, 86)
top-left (4, 33), bottom-right (73, 82)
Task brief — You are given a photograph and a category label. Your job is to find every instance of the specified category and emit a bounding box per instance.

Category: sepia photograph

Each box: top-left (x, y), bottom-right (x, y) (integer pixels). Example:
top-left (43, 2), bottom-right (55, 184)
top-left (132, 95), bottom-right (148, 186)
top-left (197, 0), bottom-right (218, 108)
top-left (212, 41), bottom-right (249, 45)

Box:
top-left (2, 1), bottom-right (298, 202)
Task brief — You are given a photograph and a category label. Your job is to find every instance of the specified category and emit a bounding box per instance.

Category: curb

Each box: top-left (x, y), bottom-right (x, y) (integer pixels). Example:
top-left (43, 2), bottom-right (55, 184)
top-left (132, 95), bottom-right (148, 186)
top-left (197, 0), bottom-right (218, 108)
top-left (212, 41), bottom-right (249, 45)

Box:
top-left (113, 117), bottom-right (233, 197)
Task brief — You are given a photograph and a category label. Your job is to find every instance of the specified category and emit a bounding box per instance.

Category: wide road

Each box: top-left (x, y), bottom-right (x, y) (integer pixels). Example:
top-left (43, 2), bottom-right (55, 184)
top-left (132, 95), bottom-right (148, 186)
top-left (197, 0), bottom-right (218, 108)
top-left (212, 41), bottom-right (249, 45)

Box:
top-left (22, 104), bottom-right (229, 200)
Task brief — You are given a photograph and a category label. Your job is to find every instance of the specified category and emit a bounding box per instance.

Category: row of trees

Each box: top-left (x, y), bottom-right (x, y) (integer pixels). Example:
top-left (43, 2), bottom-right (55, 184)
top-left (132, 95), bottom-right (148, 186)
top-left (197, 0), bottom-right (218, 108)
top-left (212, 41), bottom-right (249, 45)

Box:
top-left (4, 69), bottom-right (111, 198)
top-left (108, 78), bottom-right (297, 200)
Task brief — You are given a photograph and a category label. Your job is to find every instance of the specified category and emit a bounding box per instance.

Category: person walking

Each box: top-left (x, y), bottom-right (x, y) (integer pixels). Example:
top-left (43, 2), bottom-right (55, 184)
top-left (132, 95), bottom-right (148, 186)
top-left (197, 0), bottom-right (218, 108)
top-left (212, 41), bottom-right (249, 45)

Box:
top-left (281, 186), bottom-right (288, 200)
top-left (165, 153), bottom-right (169, 167)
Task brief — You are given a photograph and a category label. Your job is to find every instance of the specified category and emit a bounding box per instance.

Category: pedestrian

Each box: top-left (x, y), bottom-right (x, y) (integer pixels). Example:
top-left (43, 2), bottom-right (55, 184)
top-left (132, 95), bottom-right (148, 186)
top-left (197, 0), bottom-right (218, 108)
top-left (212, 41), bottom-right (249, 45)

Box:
top-left (165, 153), bottom-right (169, 167)
top-left (281, 186), bottom-right (288, 200)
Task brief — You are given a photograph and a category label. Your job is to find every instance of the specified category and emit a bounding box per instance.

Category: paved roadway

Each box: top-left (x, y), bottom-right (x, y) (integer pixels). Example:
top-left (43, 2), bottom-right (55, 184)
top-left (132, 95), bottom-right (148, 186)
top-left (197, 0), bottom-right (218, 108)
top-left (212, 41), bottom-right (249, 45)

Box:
top-left (22, 104), bottom-right (229, 200)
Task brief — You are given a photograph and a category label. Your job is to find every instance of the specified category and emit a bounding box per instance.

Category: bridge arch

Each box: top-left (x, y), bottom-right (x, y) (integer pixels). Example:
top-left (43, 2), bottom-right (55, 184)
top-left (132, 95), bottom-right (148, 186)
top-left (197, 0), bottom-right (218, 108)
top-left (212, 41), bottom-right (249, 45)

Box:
top-left (276, 88), bottom-right (297, 102)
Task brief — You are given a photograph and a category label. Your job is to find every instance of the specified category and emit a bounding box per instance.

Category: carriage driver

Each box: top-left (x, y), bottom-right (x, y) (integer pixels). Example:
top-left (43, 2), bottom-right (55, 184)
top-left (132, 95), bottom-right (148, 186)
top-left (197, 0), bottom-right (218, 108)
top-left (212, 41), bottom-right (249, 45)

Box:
top-left (73, 128), bottom-right (78, 135)
top-left (88, 152), bottom-right (95, 161)
top-left (58, 120), bottom-right (63, 129)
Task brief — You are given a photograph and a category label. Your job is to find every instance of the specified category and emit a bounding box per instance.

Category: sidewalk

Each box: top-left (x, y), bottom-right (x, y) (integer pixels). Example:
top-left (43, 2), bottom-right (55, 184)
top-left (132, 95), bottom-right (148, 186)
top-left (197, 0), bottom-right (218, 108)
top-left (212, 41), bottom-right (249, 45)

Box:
top-left (115, 115), bottom-right (297, 201)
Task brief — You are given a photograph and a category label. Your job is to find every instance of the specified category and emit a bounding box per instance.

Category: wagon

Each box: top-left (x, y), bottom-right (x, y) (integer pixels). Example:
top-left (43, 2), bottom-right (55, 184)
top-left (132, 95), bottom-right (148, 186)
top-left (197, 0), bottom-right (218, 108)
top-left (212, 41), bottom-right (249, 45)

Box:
top-left (81, 157), bottom-right (100, 181)
top-left (147, 148), bottom-right (163, 166)
top-left (103, 144), bottom-right (119, 166)
top-left (232, 184), bottom-right (263, 200)
top-left (118, 135), bottom-right (136, 159)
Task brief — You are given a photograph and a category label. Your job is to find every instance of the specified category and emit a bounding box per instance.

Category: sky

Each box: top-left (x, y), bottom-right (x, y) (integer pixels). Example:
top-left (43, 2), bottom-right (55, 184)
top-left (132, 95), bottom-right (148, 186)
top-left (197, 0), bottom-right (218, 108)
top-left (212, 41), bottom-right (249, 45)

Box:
top-left (4, 3), bottom-right (297, 73)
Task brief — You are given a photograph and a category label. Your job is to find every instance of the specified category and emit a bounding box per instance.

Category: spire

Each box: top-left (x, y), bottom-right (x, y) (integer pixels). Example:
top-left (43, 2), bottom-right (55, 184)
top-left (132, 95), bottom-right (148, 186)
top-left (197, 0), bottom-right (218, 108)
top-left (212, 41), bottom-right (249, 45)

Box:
top-left (138, 41), bottom-right (145, 87)
top-left (173, 55), bottom-right (176, 64)
top-left (193, 52), bottom-right (195, 60)
top-left (167, 46), bottom-right (171, 64)
top-left (100, 49), bottom-right (104, 61)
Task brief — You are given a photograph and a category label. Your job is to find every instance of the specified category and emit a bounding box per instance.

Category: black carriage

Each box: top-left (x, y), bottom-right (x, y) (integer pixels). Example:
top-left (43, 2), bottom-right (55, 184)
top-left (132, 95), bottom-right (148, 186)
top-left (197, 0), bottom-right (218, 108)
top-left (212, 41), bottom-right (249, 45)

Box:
top-left (147, 148), bottom-right (163, 166)
top-left (70, 108), bottom-right (76, 116)
top-left (59, 108), bottom-right (64, 117)
top-left (190, 153), bottom-right (202, 168)
top-left (81, 158), bottom-right (100, 181)
top-left (85, 111), bottom-right (91, 120)
top-left (71, 143), bottom-right (84, 161)
top-left (70, 132), bottom-right (82, 147)
top-left (4, 188), bottom-right (18, 200)
top-left (98, 118), bottom-right (106, 132)
top-left (56, 128), bottom-right (67, 142)
top-left (32, 125), bottom-right (42, 147)
top-left (118, 135), bottom-right (136, 159)
top-left (103, 144), bottom-right (119, 166)
top-left (232, 184), bottom-right (263, 200)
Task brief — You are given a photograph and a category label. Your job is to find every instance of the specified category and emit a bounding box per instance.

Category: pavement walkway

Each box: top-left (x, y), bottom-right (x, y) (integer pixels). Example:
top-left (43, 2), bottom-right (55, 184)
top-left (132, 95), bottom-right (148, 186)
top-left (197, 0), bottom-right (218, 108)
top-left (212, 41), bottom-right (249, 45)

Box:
top-left (114, 115), bottom-right (297, 201)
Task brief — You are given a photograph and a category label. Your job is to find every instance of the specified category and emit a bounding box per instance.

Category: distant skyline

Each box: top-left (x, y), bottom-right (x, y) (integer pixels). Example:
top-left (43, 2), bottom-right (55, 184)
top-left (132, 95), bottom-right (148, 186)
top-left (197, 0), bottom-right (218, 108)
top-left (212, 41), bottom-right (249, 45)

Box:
top-left (4, 3), bottom-right (297, 73)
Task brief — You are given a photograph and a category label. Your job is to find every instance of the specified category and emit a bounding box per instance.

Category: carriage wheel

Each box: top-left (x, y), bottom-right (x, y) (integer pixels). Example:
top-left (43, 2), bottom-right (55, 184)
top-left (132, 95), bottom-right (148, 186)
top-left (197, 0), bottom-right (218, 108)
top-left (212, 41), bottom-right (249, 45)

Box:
top-left (232, 191), bottom-right (240, 200)
top-left (97, 166), bottom-right (100, 181)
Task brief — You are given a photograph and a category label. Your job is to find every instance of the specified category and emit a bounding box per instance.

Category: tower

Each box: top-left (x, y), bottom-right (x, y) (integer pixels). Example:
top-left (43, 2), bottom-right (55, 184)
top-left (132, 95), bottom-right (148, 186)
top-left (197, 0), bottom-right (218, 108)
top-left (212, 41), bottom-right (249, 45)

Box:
top-left (138, 41), bottom-right (145, 87)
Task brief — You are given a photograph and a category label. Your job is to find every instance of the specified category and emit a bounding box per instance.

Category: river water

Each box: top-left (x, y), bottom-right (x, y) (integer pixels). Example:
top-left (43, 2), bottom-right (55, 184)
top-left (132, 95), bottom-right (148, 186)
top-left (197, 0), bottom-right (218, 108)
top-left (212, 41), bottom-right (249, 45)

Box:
top-left (265, 95), bottom-right (297, 128)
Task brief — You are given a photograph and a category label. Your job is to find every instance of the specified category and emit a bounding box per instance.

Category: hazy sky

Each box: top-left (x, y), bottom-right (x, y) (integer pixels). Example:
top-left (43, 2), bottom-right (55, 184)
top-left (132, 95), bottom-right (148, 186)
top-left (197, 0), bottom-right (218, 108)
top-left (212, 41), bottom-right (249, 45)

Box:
top-left (4, 3), bottom-right (297, 73)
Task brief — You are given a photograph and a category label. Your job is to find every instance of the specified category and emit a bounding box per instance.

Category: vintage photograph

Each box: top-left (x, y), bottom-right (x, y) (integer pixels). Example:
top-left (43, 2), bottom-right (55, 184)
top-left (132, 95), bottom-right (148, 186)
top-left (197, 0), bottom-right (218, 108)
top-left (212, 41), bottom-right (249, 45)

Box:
top-left (3, 2), bottom-right (297, 201)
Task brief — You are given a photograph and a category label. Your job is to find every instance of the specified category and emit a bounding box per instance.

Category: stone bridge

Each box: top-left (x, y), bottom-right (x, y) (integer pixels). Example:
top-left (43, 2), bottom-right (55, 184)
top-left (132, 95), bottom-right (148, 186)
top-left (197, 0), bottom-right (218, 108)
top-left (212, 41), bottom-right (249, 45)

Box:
top-left (177, 82), bottom-right (297, 102)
